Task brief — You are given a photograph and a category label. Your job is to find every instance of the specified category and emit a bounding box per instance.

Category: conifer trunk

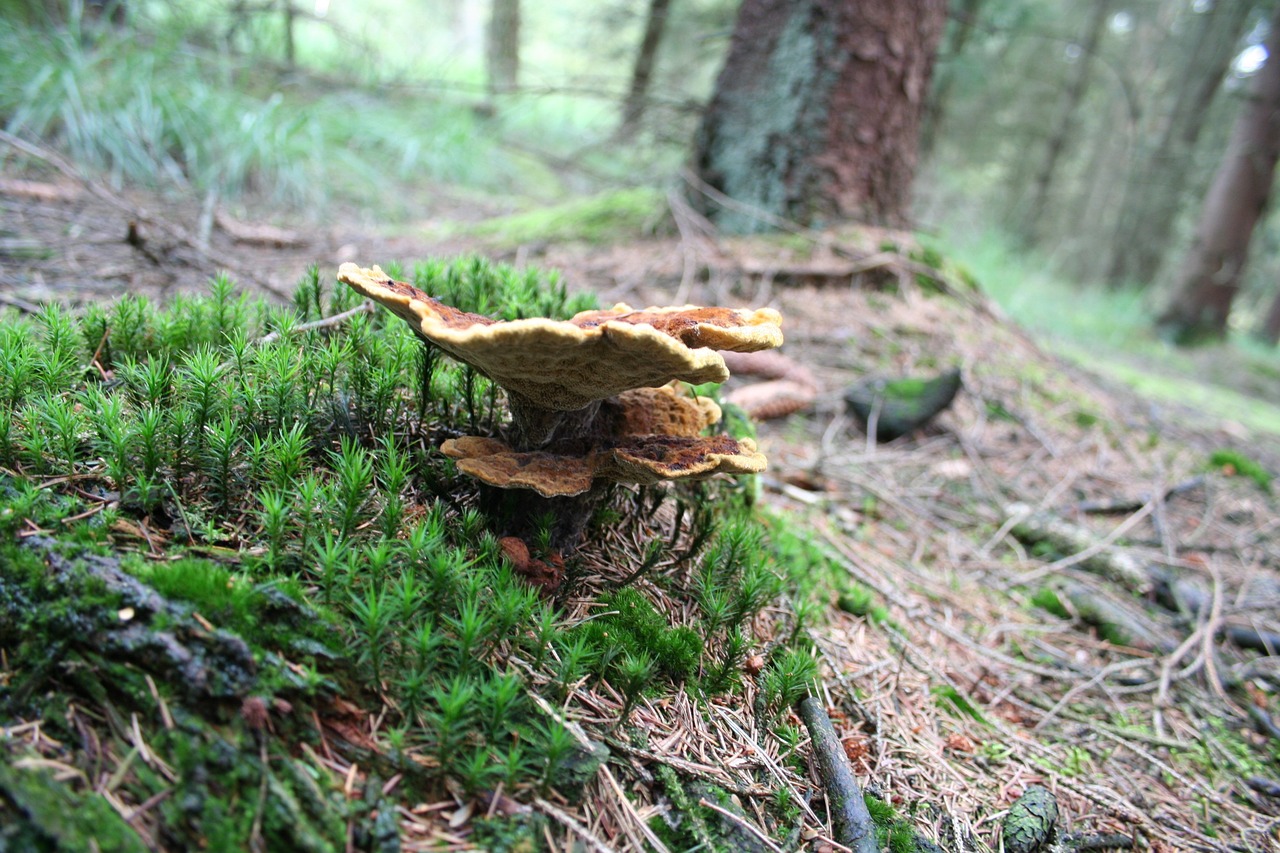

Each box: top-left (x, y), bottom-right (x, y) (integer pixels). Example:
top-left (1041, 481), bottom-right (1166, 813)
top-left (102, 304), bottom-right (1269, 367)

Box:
top-left (486, 0), bottom-right (520, 97)
top-left (1021, 0), bottom-right (1112, 244)
top-left (693, 0), bottom-right (946, 234)
top-left (1157, 6), bottom-right (1280, 344)
top-left (1105, 1), bottom-right (1255, 288)
top-left (619, 0), bottom-right (672, 134)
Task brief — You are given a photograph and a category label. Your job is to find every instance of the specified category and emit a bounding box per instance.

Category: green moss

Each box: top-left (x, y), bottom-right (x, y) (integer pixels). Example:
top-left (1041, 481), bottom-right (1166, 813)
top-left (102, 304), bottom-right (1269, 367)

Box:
top-left (1030, 587), bottom-right (1070, 619)
top-left (651, 765), bottom-right (774, 852)
top-left (445, 188), bottom-right (668, 246)
top-left (0, 760), bottom-right (148, 852)
top-left (838, 582), bottom-right (889, 623)
top-left (470, 813), bottom-right (548, 853)
top-left (1208, 449), bottom-right (1272, 493)
top-left (930, 685), bottom-right (989, 725)
top-left (0, 256), bottom-right (844, 850)
top-left (577, 588), bottom-right (703, 684)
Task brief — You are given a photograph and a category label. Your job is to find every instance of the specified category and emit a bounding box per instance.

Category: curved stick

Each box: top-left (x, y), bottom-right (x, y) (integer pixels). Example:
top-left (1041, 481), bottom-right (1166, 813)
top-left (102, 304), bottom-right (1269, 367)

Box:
top-left (796, 696), bottom-right (878, 853)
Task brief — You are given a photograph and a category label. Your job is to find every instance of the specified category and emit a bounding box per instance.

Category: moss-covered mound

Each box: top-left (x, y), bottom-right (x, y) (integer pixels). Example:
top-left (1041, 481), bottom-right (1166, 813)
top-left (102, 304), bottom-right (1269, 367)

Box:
top-left (0, 259), bottom-right (851, 850)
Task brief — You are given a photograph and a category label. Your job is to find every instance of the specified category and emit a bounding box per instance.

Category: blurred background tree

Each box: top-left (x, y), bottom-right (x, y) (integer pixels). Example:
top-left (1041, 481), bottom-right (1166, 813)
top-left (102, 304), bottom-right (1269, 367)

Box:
top-left (1157, 1), bottom-right (1280, 344)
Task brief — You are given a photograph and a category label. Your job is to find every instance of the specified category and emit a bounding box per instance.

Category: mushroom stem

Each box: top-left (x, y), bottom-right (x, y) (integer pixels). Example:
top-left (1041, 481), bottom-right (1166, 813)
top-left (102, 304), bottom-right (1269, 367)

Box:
top-left (479, 482), bottom-right (608, 552)
top-left (505, 393), bottom-right (603, 451)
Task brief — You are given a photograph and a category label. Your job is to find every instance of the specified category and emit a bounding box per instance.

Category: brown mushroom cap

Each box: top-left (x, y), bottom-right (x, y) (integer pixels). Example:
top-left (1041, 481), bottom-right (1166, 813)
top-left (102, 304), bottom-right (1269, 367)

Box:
top-left (441, 436), bottom-right (598, 497)
top-left (612, 385), bottom-right (721, 438)
top-left (441, 433), bottom-right (765, 498)
top-left (440, 386), bottom-right (757, 498)
top-left (338, 263), bottom-right (783, 411)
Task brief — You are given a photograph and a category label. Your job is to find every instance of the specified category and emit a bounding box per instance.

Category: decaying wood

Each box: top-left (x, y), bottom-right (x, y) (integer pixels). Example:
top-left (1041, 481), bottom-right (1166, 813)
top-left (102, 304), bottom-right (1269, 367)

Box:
top-left (17, 535), bottom-right (260, 703)
top-left (1061, 580), bottom-right (1174, 652)
top-left (722, 349), bottom-right (819, 420)
top-left (795, 696), bottom-right (877, 853)
top-left (0, 129), bottom-right (287, 299)
top-left (1072, 477), bottom-right (1204, 514)
top-left (1005, 502), bottom-right (1151, 592)
top-left (0, 178), bottom-right (80, 202)
top-left (215, 210), bottom-right (308, 248)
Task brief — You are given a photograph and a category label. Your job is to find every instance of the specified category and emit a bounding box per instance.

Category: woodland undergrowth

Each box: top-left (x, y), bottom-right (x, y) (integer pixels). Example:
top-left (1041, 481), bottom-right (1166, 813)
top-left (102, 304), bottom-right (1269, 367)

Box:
top-left (0, 259), bottom-right (884, 851)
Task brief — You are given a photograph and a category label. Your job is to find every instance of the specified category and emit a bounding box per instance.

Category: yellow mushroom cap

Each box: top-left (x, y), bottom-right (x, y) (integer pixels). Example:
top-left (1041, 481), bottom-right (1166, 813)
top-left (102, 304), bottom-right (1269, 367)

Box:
top-left (338, 263), bottom-right (783, 411)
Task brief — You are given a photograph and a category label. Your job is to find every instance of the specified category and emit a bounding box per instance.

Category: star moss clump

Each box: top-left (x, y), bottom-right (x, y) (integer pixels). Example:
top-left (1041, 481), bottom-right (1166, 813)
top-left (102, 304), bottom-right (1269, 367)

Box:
top-left (0, 259), bottom-right (842, 851)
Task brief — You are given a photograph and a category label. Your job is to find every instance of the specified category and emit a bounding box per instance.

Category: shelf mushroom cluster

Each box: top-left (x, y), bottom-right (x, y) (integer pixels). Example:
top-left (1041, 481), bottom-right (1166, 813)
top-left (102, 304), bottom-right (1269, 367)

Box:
top-left (338, 263), bottom-right (784, 499)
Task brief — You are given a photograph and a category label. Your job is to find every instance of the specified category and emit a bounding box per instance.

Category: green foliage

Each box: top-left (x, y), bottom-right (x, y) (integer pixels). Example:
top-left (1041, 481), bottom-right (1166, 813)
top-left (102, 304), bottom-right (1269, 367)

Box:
top-left (0, 16), bottom-right (520, 208)
top-left (0, 260), bottom-right (618, 848)
top-left (1030, 587), bottom-right (1070, 619)
top-left (455, 188), bottom-right (669, 246)
top-left (837, 582), bottom-right (889, 624)
top-left (863, 793), bottom-right (926, 853)
top-left (1208, 449), bottom-right (1272, 493)
top-left (0, 761), bottom-right (147, 853)
top-left (0, 255), bottom-right (846, 851)
top-left (930, 685), bottom-right (989, 725)
top-left (760, 648), bottom-right (818, 719)
top-left (576, 588), bottom-right (702, 687)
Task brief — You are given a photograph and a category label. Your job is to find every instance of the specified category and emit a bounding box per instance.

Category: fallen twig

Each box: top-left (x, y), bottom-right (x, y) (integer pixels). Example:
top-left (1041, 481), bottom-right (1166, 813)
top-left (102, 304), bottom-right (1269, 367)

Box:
top-left (254, 301), bottom-right (376, 346)
top-left (0, 129), bottom-right (289, 300)
top-left (1072, 477), bottom-right (1204, 514)
top-left (0, 291), bottom-right (42, 314)
top-left (1004, 501), bottom-right (1153, 592)
top-left (795, 696), bottom-right (877, 853)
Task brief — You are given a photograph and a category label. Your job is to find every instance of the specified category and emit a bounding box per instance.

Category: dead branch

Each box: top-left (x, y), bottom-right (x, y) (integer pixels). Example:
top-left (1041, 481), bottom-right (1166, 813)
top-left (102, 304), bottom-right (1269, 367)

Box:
top-left (254, 300), bottom-right (376, 346)
top-left (215, 210), bottom-right (308, 248)
top-left (795, 696), bottom-right (877, 853)
top-left (0, 129), bottom-right (289, 300)
top-left (1073, 477), bottom-right (1205, 514)
top-left (1005, 502), bottom-right (1152, 592)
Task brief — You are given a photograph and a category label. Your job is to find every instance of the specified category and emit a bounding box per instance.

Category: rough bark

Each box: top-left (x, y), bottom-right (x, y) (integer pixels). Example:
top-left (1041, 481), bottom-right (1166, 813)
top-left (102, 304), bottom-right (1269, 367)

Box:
top-left (619, 0), bottom-right (672, 134)
top-left (694, 0), bottom-right (946, 233)
top-left (1156, 6), bottom-right (1280, 344)
top-left (486, 0), bottom-right (520, 97)
top-left (1022, 0), bottom-right (1113, 244)
top-left (1105, 1), bottom-right (1256, 288)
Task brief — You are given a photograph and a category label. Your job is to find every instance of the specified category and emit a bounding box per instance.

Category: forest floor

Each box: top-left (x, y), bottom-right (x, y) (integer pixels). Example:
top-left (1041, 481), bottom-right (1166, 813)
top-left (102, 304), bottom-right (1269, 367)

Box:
top-left (3, 173), bottom-right (1280, 852)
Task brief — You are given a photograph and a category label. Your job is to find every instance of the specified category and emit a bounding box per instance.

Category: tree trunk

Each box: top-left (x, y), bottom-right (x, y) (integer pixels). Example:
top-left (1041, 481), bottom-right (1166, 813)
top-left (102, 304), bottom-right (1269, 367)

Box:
top-left (281, 0), bottom-right (295, 70)
top-left (1105, 1), bottom-right (1255, 287)
top-left (693, 0), bottom-right (946, 234)
top-left (1021, 0), bottom-right (1112, 244)
top-left (486, 0), bottom-right (520, 97)
top-left (619, 0), bottom-right (673, 135)
top-left (919, 0), bottom-right (985, 159)
top-left (1258, 289), bottom-right (1280, 347)
top-left (1156, 6), bottom-right (1280, 345)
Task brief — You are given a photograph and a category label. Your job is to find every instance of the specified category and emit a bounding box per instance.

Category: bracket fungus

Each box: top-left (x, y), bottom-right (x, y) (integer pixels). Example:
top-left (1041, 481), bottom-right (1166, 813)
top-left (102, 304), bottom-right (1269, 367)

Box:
top-left (338, 262), bottom-right (782, 535)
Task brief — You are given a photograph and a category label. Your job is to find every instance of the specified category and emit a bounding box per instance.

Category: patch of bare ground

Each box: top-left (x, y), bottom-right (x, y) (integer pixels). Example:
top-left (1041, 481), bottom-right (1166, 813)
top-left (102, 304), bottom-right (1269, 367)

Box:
top-left (4, 161), bottom-right (1279, 850)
